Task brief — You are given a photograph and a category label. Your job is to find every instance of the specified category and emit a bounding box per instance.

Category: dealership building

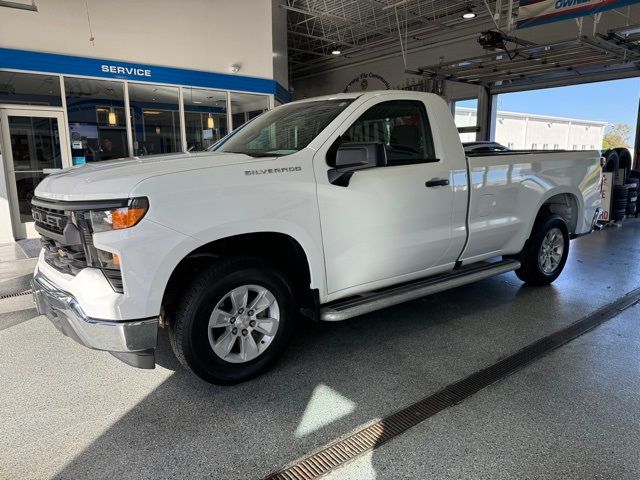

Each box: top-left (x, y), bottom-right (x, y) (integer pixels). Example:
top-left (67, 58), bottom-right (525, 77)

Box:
top-left (0, 0), bottom-right (288, 243)
top-left (5, 1), bottom-right (640, 479)
top-left (455, 107), bottom-right (607, 149)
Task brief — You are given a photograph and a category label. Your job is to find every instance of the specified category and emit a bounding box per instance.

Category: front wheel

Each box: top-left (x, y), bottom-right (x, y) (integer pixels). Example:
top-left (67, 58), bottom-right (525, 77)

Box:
top-left (515, 213), bottom-right (569, 286)
top-left (169, 257), bottom-right (296, 384)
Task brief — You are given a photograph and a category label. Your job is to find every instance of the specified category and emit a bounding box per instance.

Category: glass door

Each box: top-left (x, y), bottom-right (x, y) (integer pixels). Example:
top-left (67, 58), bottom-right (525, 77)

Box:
top-left (0, 108), bottom-right (70, 239)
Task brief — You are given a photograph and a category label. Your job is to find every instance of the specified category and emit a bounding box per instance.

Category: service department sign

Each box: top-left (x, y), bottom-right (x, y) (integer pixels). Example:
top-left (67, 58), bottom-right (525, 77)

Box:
top-left (101, 64), bottom-right (151, 78)
top-left (517, 0), bottom-right (640, 29)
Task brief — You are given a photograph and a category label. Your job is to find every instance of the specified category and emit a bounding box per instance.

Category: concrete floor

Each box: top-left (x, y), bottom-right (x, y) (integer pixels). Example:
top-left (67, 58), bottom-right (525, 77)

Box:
top-left (1, 221), bottom-right (640, 479)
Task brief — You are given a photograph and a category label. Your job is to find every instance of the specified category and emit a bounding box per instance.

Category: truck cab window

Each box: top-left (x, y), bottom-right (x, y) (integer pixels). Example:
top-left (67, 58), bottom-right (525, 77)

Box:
top-left (342, 100), bottom-right (436, 165)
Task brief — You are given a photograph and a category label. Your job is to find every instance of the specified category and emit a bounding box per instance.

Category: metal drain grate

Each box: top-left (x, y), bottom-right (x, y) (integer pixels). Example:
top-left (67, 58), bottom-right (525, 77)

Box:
top-left (0, 289), bottom-right (33, 300)
top-left (265, 288), bottom-right (640, 480)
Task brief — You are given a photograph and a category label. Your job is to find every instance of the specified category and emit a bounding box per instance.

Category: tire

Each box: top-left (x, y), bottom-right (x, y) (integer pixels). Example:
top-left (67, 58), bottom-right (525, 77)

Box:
top-left (612, 209), bottom-right (626, 222)
top-left (169, 257), bottom-right (296, 384)
top-left (515, 213), bottom-right (570, 286)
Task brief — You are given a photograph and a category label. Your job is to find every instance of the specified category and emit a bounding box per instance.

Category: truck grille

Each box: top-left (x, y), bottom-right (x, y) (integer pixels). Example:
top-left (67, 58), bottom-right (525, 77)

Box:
top-left (41, 237), bottom-right (87, 275)
top-left (32, 199), bottom-right (124, 293)
top-left (32, 204), bottom-right (67, 236)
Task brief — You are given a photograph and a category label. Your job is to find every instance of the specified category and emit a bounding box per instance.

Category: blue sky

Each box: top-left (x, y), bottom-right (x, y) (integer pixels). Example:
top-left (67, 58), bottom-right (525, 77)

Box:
top-left (458, 78), bottom-right (640, 143)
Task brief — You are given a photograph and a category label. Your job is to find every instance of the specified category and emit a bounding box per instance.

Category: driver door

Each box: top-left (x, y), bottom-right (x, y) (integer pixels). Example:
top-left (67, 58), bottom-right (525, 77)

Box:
top-left (314, 95), bottom-right (456, 298)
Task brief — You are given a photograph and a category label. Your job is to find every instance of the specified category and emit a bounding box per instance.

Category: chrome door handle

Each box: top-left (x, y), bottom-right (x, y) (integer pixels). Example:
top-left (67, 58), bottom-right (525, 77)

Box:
top-left (425, 178), bottom-right (449, 187)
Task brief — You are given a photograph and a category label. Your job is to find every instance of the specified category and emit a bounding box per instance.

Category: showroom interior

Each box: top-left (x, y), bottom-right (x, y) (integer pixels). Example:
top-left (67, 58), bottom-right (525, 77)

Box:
top-left (1, 0), bottom-right (640, 479)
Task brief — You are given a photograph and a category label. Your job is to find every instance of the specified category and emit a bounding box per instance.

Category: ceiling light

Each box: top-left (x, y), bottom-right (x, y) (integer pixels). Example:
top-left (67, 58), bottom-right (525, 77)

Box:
top-left (462, 6), bottom-right (476, 19)
top-left (192, 100), bottom-right (202, 104)
top-left (207, 114), bottom-right (215, 129)
top-left (331, 50), bottom-right (341, 55)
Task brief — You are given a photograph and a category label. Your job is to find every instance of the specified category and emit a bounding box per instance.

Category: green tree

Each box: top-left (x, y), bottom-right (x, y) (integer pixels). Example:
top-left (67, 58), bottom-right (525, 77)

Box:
top-left (602, 123), bottom-right (632, 149)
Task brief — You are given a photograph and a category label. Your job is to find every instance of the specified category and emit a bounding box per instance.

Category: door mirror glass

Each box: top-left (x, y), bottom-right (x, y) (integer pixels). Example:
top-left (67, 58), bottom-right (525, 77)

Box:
top-left (329, 142), bottom-right (387, 186)
top-left (335, 142), bottom-right (387, 170)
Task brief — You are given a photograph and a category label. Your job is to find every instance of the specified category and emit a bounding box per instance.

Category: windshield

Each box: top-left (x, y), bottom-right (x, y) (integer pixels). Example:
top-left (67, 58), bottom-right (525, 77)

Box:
top-left (212, 99), bottom-right (353, 157)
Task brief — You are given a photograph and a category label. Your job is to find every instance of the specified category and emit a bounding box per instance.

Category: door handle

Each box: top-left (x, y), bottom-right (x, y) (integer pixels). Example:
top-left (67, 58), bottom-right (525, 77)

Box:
top-left (425, 178), bottom-right (449, 187)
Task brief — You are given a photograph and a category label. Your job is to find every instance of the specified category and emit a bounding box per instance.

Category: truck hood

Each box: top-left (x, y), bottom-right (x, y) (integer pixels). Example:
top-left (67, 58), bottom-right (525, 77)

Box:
top-left (34, 151), bottom-right (258, 201)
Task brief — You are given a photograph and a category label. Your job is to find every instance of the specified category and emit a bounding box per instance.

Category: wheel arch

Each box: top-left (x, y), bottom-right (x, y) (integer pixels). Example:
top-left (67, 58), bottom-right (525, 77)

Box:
top-left (160, 231), bottom-right (318, 324)
top-left (509, 189), bottom-right (580, 260)
top-left (534, 189), bottom-right (582, 236)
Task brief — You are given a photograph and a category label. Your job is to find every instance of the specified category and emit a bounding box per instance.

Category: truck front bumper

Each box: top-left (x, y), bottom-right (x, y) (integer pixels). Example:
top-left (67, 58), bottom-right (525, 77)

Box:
top-left (32, 272), bottom-right (158, 369)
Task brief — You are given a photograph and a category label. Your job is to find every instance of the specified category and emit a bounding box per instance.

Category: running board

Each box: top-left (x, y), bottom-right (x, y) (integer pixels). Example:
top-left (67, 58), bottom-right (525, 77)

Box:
top-left (320, 259), bottom-right (521, 322)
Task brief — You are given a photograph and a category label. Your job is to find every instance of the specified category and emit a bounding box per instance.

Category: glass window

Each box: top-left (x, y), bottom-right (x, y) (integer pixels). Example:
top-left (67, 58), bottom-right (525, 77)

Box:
top-left (230, 92), bottom-right (269, 130)
top-left (214, 99), bottom-right (352, 157)
top-left (342, 100), bottom-right (436, 165)
top-left (0, 71), bottom-right (62, 106)
top-left (64, 77), bottom-right (127, 164)
top-left (128, 83), bottom-right (180, 156)
top-left (454, 98), bottom-right (478, 142)
top-left (8, 116), bottom-right (63, 222)
top-left (183, 88), bottom-right (228, 151)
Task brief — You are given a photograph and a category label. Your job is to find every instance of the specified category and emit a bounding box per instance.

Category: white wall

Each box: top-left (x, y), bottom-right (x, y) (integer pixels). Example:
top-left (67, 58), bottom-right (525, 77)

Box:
top-left (271, 0), bottom-right (288, 89)
top-left (454, 108), bottom-right (605, 149)
top-left (0, 0), bottom-right (277, 80)
top-left (292, 44), bottom-right (480, 102)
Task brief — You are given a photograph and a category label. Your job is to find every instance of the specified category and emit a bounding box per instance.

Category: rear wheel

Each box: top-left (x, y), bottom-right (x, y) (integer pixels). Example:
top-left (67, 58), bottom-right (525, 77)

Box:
top-left (169, 257), bottom-right (296, 384)
top-left (515, 213), bottom-right (569, 286)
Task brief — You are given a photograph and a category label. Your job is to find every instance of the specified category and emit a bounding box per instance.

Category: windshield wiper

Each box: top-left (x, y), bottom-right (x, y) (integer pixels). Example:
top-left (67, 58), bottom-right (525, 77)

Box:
top-left (224, 150), bottom-right (285, 158)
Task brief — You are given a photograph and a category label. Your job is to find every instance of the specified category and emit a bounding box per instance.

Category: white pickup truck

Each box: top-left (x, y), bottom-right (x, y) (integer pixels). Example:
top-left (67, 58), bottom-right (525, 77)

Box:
top-left (31, 91), bottom-right (602, 384)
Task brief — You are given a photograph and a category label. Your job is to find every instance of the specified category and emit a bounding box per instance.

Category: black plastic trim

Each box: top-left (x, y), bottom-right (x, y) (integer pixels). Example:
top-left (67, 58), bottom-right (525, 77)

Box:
top-left (31, 197), bottom-right (131, 211)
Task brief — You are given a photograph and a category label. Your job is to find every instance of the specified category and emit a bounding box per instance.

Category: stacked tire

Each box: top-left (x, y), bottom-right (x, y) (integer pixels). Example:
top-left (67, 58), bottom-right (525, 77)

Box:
top-left (630, 170), bottom-right (640, 217)
top-left (611, 184), bottom-right (628, 222)
top-left (627, 178), bottom-right (639, 216)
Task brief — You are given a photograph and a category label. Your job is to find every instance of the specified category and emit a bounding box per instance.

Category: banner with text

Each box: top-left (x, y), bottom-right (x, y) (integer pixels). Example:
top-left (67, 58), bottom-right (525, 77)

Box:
top-left (517, 0), bottom-right (640, 29)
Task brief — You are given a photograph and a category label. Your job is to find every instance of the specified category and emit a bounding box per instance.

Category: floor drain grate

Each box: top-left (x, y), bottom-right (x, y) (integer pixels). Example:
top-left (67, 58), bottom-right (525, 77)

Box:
top-left (265, 288), bottom-right (640, 480)
top-left (0, 289), bottom-right (33, 300)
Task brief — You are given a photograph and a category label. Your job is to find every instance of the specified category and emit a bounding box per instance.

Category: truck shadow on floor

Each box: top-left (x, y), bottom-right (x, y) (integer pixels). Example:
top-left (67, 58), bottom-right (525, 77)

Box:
top-left (53, 275), bottom-right (580, 480)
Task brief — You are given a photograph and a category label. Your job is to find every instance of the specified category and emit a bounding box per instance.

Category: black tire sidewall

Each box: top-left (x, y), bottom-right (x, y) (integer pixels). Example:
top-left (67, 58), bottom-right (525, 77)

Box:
top-left (173, 259), bottom-right (295, 384)
top-left (518, 214), bottom-right (569, 285)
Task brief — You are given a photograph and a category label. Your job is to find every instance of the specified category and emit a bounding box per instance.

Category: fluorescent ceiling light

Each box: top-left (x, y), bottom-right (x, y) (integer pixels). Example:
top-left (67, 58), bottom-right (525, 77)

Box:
top-left (462, 7), bottom-right (476, 19)
top-left (331, 50), bottom-right (341, 55)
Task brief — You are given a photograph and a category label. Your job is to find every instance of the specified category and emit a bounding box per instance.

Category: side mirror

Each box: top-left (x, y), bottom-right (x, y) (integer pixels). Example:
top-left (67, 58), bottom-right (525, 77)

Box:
top-left (328, 142), bottom-right (387, 186)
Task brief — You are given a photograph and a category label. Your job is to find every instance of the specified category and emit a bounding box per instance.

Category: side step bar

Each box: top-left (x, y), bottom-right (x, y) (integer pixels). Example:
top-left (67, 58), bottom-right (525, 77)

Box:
top-left (320, 259), bottom-right (521, 322)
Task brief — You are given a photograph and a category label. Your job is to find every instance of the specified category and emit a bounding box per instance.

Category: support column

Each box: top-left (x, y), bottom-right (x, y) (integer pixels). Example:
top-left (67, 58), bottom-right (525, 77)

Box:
top-left (477, 86), bottom-right (495, 141)
top-left (634, 99), bottom-right (640, 170)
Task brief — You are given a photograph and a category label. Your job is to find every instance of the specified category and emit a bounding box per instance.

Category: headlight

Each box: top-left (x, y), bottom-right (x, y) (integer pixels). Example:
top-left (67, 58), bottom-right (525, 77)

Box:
top-left (89, 197), bottom-right (149, 233)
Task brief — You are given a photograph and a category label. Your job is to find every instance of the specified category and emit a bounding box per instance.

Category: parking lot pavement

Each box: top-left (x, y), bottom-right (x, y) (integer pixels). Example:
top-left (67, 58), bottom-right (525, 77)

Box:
top-left (1, 220), bottom-right (640, 480)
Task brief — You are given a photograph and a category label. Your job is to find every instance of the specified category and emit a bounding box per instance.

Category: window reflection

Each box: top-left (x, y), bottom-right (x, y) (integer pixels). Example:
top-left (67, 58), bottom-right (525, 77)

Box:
top-left (128, 83), bottom-right (180, 156)
top-left (65, 77), bottom-right (127, 164)
top-left (0, 72), bottom-right (62, 106)
top-left (183, 88), bottom-right (228, 151)
top-left (230, 92), bottom-right (269, 130)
